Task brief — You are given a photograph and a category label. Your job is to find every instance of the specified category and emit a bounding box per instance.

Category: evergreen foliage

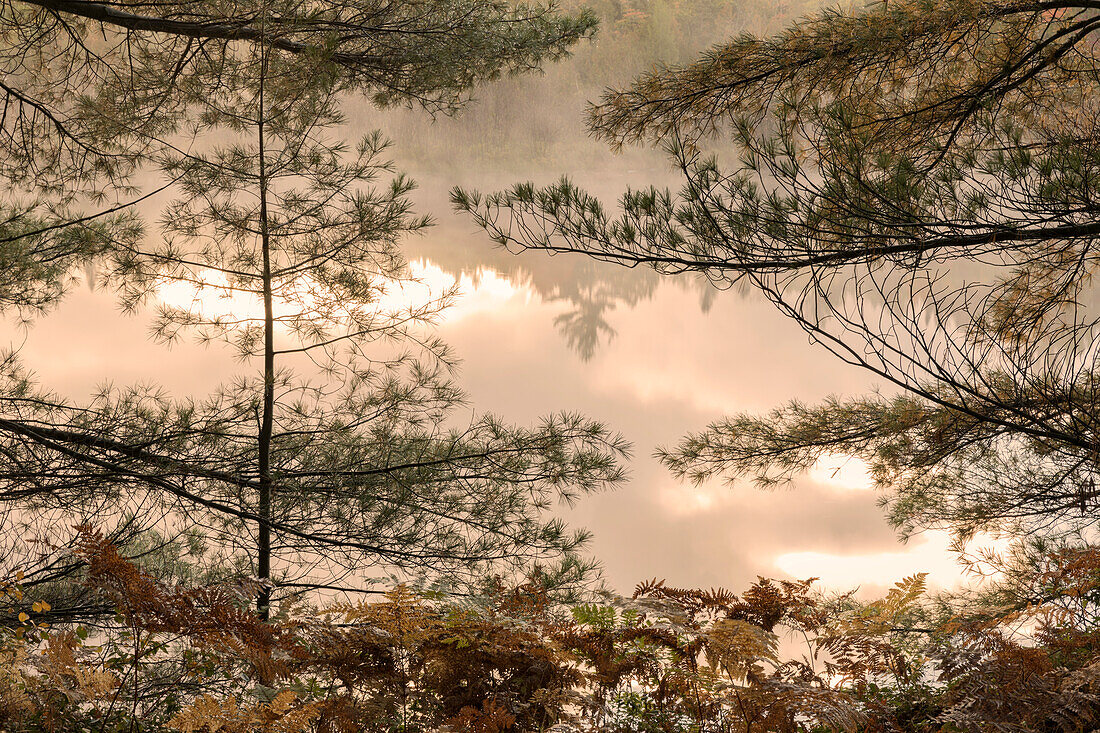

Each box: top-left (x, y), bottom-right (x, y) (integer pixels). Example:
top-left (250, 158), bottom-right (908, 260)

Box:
top-left (0, 0), bottom-right (625, 619)
top-left (0, 0), bottom-right (599, 307)
top-left (455, 0), bottom-right (1100, 547)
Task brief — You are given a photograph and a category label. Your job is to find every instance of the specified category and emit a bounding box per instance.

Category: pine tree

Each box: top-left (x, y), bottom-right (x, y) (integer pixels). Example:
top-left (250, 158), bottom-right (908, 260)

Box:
top-left (0, 0), bottom-right (599, 310)
top-left (0, 0), bottom-right (625, 618)
top-left (455, 0), bottom-right (1100, 546)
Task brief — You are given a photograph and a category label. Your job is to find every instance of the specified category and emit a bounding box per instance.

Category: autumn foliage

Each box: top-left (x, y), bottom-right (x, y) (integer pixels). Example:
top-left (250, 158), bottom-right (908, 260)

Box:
top-left (4, 529), bottom-right (1100, 731)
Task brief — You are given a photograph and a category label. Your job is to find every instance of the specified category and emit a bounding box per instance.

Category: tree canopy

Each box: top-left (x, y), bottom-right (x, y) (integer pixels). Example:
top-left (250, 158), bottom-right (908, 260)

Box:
top-left (455, 0), bottom-right (1100, 545)
top-left (0, 0), bottom-right (625, 619)
top-left (0, 0), bottom-right (598, 314)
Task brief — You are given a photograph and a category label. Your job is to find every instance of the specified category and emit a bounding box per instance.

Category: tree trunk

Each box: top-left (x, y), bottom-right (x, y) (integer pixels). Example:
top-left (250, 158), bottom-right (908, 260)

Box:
top-left (256, 39), bottom-right (274, 621)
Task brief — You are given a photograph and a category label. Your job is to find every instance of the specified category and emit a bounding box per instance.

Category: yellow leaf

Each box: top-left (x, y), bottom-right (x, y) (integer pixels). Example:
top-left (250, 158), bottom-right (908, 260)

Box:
top-left (17, 612), bottom-right (28, 623)
top-left (269, 689), bottom-right (297, 715)
top-left (705, 618), bottom-right (779, 678)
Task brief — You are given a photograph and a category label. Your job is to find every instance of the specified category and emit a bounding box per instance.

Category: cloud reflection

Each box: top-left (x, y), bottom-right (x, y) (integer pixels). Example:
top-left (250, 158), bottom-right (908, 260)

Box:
top-left (3, 184), bottom-right (980, 603)
top-left (776, 531), bottom-right (1014, 595)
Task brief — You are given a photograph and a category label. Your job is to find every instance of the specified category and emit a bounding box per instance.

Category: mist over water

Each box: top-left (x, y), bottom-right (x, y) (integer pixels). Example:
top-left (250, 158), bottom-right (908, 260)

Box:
top-left (325, 1), bottom-right (977, 595)
top-left (5, 0), bottom-right (980, 598)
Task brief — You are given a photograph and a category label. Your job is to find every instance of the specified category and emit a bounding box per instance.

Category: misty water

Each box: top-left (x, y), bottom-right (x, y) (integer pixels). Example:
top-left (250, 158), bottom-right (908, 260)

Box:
top-left (13, 144), bottom-right (974, 601)
top-left (5, 1), bottom-right (988, 599)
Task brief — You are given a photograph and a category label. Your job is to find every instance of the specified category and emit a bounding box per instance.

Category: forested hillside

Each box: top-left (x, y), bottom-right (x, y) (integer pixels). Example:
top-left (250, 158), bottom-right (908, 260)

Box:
top-left (363, 0), bottom-right (825, 171)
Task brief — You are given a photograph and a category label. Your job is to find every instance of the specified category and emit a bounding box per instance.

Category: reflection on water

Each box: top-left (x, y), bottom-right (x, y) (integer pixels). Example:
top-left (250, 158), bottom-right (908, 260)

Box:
top-left (551, 264), bottom-right (638, 360)
top-left (0, 177), bottom-right (927, 597)
top-left (0, 0), bottom-right (982, 603)
top-left (399, 171), bottom-right (720, 361)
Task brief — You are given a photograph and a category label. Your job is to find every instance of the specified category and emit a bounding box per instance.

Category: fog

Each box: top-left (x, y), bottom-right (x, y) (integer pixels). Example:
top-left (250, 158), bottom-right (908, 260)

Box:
top-left (4, 0), bottom-right (985, 599)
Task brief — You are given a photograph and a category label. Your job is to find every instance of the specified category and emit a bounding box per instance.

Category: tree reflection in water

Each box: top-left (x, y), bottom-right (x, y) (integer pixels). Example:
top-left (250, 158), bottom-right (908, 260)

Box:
top-left (403, 188), bottom-right (719, 360)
